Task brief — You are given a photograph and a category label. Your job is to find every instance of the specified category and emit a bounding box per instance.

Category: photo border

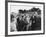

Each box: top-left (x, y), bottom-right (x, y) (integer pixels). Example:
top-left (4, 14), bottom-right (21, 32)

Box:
top-left (5, 0), bottom-right (45, 36)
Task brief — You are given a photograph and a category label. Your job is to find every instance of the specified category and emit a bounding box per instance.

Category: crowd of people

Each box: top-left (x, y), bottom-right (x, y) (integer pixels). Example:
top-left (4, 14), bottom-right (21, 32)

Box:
top-left (10, 7), bottom-right (41, 32)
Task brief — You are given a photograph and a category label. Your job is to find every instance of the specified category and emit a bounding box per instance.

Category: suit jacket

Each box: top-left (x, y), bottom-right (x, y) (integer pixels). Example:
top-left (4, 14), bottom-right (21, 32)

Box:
top-left (17, 17), bottom-right (28, 31)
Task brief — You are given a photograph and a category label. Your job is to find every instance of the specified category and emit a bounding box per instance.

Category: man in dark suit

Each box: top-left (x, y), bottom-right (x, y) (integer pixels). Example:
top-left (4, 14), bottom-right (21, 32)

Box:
top-left (31, 16), bottom-right (41, 30)
top-left (16, 17), bottom-right (28, 31)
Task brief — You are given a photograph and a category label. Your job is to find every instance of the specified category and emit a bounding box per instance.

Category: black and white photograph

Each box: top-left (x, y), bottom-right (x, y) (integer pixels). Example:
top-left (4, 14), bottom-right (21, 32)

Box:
top-left (7, 1), bottom-right (45, 35)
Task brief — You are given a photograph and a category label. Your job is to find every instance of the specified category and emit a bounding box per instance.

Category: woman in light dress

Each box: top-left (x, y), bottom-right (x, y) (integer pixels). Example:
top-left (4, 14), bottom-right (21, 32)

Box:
top-left (10, 12), bottom-right (19, 32)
